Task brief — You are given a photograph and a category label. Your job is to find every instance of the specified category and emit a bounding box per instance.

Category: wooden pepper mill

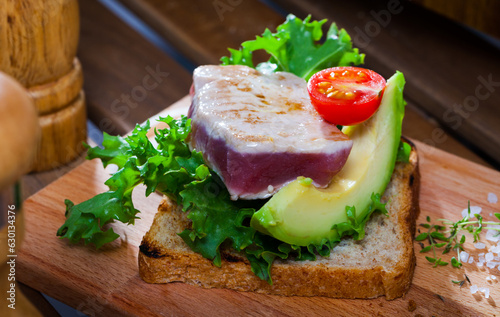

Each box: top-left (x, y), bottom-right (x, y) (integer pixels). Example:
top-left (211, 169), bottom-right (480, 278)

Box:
top-left (0, 0), bottom-right (86, 171)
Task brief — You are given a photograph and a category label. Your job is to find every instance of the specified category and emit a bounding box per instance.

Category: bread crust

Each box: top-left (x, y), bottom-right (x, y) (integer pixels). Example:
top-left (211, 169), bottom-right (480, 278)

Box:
top-left (139, 144), bottom-right (420, 300)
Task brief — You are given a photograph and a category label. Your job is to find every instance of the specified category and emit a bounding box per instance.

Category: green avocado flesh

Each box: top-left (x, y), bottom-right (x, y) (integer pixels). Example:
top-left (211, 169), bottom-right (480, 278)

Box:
top-left (250, 72), bottom-right (406, 246)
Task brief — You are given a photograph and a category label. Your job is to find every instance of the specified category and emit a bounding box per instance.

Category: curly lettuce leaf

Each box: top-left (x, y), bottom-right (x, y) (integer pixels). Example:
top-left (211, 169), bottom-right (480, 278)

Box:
top-left (58, 114), bottom-right (389, 284)
top-left (57, 116), bottom-right (205, 246)
top-left (221, 14), bottom-right (364, 80)
top-left (178, 177), bottom-right (256, 266)
top-left (333, 193), bottom-right (388, 241)
top-left (57, 158), bottom-right (144, 248)
top-left (58, 116), bottom-right (261, 278)
top-left (58, 15), bottom-right (384, 283)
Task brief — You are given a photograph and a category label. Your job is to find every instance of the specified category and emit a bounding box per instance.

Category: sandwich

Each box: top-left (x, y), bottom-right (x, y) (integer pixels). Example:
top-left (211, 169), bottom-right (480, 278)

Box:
top-left (57, 15), bottom-right (419, 300)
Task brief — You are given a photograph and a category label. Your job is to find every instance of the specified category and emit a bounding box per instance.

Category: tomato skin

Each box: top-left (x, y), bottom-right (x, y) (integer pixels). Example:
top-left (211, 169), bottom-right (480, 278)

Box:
top-left (307, 67), bottom-right (386, 126)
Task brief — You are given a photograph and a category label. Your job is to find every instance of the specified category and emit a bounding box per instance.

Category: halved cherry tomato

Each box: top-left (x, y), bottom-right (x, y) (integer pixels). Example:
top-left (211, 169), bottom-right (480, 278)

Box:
top-left (307, 67), bottom-right (386, 126)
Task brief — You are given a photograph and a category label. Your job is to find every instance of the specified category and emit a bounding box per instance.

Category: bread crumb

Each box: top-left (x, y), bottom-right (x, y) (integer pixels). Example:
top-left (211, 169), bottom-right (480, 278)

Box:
top-left (408, 299), bottom-right (417, 312)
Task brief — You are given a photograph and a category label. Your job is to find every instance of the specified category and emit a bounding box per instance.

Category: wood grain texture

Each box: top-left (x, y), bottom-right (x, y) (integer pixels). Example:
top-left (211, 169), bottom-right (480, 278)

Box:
top-left (270, 0), bottom-right (500, 167)
top-left (118, 0), bottom-right (284, 65)
top-left (27, 57), bottom-right (87, 172)
top-left (0, 0), bottom-right (86, 172)
top-left (78, 0), bottom-right (192, 136)
top-left (402, 104), bottom-right (488, 167)
top-left (17, 99), bottom-right (500, 316)
top-left (0, 0), bottom-right (80, 87)
top-left (22, 148), bottom-right (88, 199)
top-left (413, 0), bottom-right (500, 38)
top-left (33, 92), bottom-right (87, 172)
top-left (28, 58), bottom-right (83, 115)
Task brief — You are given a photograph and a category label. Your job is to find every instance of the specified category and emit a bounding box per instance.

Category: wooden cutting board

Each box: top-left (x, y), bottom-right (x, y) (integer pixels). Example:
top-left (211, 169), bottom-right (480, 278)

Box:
top-left (18, 97), bottom-right (500, 316)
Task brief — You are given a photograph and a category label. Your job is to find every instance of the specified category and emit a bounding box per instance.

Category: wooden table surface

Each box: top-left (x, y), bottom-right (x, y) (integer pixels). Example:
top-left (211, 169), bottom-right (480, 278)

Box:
top-left (16, 0), bottom-right (500, 315)
top-left (17, 101), bottom-right (500, 316)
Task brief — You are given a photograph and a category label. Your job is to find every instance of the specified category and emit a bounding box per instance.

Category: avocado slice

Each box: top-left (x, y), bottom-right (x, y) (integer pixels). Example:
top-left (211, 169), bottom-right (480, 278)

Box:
top-left (250, 71), bottom-right (406, 246)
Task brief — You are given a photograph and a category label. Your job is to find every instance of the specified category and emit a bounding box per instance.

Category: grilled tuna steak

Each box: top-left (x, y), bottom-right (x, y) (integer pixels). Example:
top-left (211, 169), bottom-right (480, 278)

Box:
top-left (188, 65), bottom-right (352, 200)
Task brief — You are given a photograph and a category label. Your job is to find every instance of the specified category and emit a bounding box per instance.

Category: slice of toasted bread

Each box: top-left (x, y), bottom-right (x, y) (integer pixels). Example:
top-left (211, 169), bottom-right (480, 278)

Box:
top-left (139, 144), bottom-right (419, 300)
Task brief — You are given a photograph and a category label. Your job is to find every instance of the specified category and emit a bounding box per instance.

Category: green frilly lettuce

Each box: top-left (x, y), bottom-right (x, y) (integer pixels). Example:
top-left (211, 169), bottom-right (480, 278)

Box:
top-left (58, 15), bottom-right (389, 283)
top-left (221, 14), bottom-right (364, 81)
top-left (57, 116), bottom-right (388, 283)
